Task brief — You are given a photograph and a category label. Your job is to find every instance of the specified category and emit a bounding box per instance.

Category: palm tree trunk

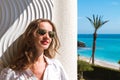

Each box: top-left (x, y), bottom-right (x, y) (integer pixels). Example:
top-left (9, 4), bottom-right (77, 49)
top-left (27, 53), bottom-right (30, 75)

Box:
top-left (92, 31), bottom-right (97, 64)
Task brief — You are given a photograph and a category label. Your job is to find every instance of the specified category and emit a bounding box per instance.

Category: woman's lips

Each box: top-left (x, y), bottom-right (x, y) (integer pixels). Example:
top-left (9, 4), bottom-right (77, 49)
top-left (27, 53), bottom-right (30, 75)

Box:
top-left (41, 40), bottom-right (49, 45)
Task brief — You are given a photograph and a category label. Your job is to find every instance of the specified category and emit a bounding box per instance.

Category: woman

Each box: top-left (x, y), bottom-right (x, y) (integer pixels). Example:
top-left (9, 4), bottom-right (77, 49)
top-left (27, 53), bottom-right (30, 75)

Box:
top-left (0, 19), bottom-right (68, 80)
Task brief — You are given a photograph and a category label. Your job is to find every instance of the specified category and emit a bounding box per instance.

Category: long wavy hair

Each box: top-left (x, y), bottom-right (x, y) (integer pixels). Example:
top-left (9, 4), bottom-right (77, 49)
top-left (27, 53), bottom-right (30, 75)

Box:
top-left (10, 19), bottom-right (60, 71)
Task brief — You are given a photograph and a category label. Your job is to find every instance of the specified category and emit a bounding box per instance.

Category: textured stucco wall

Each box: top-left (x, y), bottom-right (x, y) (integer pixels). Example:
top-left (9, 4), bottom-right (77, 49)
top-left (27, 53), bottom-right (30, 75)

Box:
top-left (0, 0), bottom-right (53, 70)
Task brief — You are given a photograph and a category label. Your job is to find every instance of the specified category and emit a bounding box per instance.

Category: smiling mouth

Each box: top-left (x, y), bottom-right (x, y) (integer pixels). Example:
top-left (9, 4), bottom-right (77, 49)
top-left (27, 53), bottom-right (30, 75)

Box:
top-left (41, 40), bottom-right (49, 45)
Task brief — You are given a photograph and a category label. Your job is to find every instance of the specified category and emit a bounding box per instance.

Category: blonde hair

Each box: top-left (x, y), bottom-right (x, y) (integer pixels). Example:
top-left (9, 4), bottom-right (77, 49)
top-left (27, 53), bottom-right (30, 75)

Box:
top-left (10, 19), bottom-right (60, 71)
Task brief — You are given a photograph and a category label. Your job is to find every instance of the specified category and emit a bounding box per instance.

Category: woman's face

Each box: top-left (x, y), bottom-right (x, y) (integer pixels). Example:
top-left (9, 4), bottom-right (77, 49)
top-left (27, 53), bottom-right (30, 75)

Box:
top-left (33, 22), bottom-right (54, 51)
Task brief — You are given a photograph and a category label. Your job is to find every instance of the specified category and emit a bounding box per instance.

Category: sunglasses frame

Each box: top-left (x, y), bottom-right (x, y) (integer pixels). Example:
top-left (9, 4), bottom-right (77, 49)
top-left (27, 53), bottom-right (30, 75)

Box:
top-left (36, 28), bottom-right (55, 38)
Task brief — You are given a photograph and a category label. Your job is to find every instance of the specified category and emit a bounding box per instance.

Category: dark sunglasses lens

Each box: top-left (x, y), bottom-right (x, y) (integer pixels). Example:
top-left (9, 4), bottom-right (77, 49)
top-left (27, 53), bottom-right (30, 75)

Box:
top-left (37, 29), bottom-right (46, 35)
top-left (49, 31), bottom-right (55, 38)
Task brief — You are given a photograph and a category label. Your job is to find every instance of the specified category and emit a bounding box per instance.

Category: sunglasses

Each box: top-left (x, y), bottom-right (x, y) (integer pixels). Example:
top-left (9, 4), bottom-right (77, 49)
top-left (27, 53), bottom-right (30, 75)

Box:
top-left (37, 29), bottom-right (55, 38)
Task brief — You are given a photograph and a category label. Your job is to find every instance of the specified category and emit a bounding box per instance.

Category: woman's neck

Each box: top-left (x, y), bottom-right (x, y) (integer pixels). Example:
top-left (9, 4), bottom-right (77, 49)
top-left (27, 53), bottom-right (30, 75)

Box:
top-left (36, 53), bottom-right (45, 63)
top-left (30, 54), bottom-right (47, 80)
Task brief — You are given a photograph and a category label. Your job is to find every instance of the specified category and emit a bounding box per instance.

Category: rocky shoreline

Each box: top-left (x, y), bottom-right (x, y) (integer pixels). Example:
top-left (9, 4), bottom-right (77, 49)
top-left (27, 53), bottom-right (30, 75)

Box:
top-left (77, 41), bottom-right (86, 47)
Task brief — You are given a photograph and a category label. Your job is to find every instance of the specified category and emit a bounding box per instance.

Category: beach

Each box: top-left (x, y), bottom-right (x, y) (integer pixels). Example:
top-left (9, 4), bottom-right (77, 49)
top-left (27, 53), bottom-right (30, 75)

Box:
top-left (78, 34), bottom-right (120, 70)
top-left (78, 56), bottom-right (120, 70)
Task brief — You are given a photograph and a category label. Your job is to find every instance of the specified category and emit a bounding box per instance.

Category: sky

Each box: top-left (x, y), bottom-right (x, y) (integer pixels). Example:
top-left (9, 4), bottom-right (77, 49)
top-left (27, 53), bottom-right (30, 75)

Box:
top-left (78, 0), bottom-right (120, 34)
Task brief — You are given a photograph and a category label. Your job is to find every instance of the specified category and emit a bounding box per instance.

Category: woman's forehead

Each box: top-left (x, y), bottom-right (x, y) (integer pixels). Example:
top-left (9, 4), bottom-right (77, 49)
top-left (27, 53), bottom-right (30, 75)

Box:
top-left (38, 22), bottom-right (53, 31)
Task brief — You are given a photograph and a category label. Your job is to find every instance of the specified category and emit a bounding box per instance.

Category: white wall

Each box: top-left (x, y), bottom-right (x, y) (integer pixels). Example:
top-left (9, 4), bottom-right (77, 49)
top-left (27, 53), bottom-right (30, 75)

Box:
top-left (53, 0), bottom-right (77, 80)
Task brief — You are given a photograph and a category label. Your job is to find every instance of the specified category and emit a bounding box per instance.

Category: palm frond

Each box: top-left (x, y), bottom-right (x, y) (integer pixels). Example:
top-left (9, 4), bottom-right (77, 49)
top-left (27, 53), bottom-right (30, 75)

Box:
top-left (87, 14), bottom-right (109, 30)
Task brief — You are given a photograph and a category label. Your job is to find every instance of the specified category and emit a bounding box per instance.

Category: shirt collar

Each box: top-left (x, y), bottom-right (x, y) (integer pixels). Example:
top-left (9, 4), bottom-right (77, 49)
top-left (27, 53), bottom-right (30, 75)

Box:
top-left (44, 56), bottom-right (53, 65)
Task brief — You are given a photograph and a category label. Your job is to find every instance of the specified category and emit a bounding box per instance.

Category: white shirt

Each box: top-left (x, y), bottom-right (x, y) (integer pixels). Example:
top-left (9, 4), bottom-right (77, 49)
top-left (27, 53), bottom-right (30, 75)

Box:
top-left (0, 57), bottom-right (69, 80)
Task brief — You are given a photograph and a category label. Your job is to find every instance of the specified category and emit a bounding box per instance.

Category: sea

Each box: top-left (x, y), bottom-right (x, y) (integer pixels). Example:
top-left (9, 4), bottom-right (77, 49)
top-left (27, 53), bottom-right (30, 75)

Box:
top-left (77, 34), bottom-right (120, 65)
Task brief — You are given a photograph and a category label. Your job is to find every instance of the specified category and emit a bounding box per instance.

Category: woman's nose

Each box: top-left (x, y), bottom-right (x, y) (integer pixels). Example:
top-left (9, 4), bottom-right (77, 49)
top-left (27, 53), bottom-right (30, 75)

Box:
top-left (44, 32), bottom-right (50, 38)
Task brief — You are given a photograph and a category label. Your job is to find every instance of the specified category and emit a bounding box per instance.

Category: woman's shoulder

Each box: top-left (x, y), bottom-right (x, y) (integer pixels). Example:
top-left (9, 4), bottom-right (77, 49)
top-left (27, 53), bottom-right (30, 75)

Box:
top-left (52, 58), bottom-right (63, 66)
top-left (45, 56), bottom-right (63, 66)
top-left (0, 67), bottom-right (16, 79)
top-left (45, 57), bottom-right (66, 71)
top-left (0, 67), bottom-right (14, 74)
top-left (0, 67), bottom-right (36, 80)
top-left (45, 57), bottom-right (69, 80)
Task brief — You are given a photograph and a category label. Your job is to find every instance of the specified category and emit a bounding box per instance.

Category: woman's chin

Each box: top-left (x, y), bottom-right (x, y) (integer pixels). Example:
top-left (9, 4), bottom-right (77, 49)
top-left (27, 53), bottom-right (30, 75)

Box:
top-left (41, 45), bottom-right (49, 50)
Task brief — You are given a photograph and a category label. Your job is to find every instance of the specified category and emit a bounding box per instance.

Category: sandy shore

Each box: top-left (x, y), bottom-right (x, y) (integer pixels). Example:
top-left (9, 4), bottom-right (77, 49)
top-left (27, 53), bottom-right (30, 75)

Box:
top-left (78, 56), bottom-right (120, 70)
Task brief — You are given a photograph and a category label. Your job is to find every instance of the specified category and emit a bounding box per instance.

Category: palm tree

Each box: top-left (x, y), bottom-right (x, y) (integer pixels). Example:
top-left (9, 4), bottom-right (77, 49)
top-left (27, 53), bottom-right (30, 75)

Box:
top-left (87, 14), bottom-right (109, 64)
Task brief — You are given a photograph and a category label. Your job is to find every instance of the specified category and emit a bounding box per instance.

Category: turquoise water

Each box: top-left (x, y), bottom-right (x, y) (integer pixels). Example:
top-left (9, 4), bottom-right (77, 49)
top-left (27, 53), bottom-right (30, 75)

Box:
top-left (77, 34), bottom-right (120, 64)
